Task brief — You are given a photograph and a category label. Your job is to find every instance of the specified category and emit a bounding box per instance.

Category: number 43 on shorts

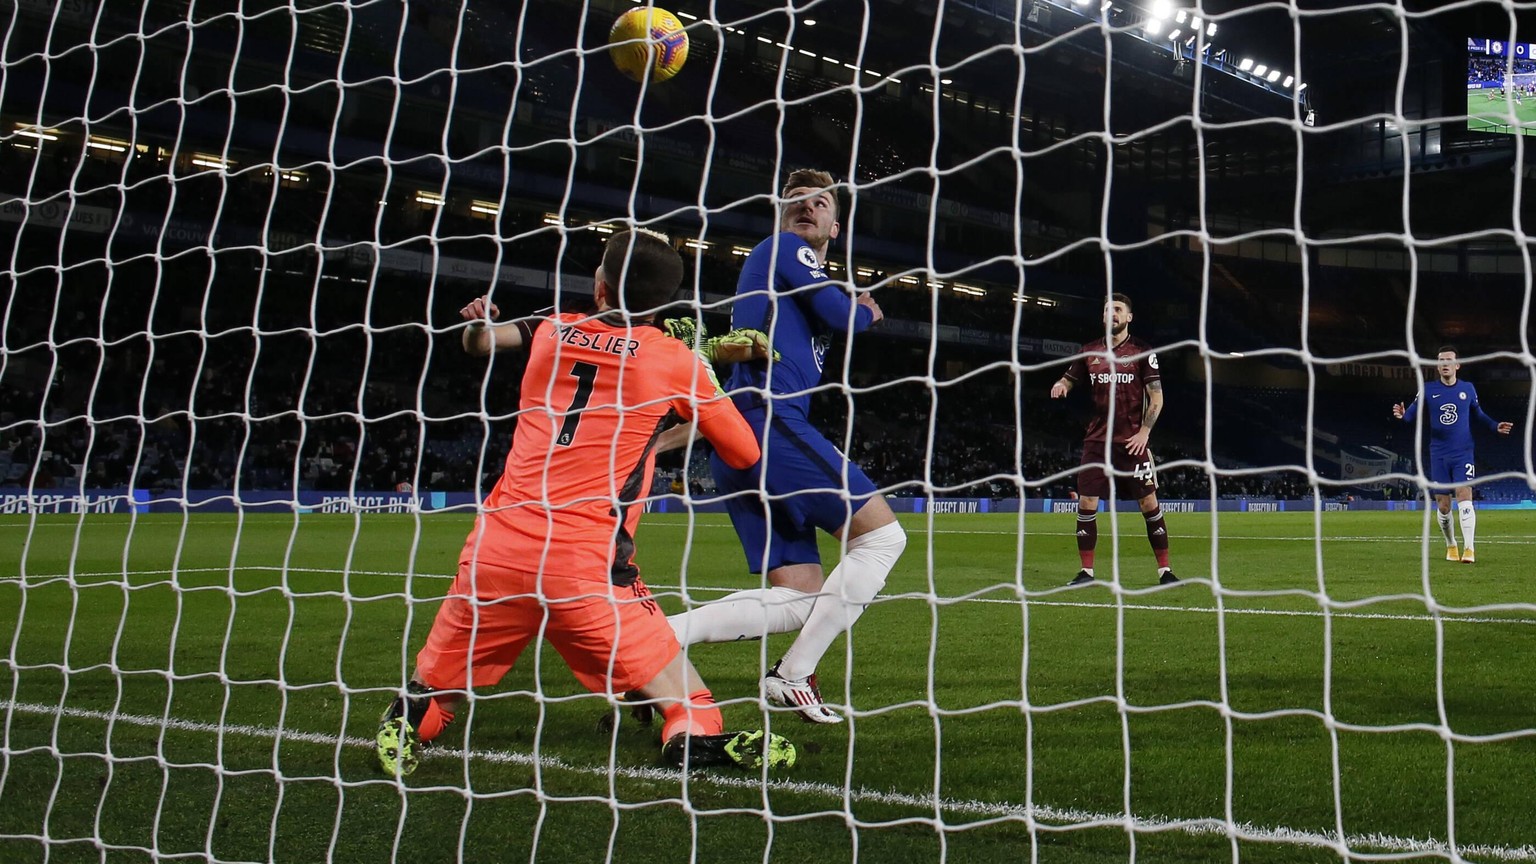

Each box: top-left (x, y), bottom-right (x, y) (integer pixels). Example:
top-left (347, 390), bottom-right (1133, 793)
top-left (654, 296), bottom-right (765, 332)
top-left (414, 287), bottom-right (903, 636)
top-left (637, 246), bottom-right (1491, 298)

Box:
top-left (1133, 460), bottom-right (1157, 483)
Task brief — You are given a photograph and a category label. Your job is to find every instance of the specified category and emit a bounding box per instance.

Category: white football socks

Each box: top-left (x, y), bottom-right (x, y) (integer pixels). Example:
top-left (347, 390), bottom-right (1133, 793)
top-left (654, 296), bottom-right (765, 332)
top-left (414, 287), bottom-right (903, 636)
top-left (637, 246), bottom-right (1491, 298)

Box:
top-left (1436, 509), bottom-right (1457, 548)
top-left (777, 521), bottom-right (907, 681)
top-left (1457, 500), bottom-right (1476, 550)
top-left (668, 586), bottom-right (815, 645)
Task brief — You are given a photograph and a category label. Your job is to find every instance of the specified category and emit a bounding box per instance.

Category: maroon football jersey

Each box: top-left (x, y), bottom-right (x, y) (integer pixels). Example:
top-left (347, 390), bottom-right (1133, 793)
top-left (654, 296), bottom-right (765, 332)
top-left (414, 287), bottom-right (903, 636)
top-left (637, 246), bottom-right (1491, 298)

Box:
top-left (1063, 336), bottom-right (1161, 443)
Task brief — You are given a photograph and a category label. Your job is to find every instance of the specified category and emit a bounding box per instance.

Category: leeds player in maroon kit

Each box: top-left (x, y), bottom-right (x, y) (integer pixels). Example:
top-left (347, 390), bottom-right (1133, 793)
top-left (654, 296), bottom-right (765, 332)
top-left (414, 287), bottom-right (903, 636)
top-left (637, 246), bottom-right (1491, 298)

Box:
top-left (1050, 294), bottom-right (1178, 587)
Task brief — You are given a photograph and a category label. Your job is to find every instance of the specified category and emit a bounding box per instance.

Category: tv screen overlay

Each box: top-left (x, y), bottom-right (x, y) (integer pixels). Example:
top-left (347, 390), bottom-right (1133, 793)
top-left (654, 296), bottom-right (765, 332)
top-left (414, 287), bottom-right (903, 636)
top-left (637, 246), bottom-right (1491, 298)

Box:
top-left (1468, 37), bottom-right (1536, 136)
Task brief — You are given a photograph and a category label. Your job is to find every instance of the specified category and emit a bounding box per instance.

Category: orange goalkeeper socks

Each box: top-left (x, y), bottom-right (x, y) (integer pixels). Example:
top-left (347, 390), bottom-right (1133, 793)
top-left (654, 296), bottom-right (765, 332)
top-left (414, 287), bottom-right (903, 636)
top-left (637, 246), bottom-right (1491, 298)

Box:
top-left (416, 697), bottom-right (455, 742)
top-left (660, 689), bottom-right (724, 743)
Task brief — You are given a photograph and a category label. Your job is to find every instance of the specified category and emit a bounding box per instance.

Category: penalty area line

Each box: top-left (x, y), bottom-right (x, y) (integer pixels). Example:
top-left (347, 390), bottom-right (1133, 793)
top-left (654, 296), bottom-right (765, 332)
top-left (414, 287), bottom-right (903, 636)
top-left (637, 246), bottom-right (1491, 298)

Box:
top-left (2, 699), bottom-right (1532, 861)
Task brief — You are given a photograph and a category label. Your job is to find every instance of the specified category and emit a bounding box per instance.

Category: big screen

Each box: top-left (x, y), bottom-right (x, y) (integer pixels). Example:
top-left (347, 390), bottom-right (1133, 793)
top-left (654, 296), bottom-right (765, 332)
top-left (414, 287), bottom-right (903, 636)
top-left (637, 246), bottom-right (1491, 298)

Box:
top-left (1467, 37), bottom-right (1536, 136)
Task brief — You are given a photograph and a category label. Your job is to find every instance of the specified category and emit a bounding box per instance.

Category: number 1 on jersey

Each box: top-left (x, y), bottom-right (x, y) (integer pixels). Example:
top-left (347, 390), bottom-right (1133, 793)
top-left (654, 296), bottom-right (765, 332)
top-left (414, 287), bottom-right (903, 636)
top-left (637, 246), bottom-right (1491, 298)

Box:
top-left (557, 361), bottom-right (599, 446)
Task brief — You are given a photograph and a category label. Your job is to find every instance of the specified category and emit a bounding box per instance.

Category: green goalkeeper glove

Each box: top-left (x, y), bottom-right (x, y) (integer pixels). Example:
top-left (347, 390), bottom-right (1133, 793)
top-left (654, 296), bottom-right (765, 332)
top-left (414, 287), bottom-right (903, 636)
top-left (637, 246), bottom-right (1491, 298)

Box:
top-left (662, 317), bottom-right (707, 352)
top-left (662, 316), bottom-right (724, 394)
top-left (662, 319), bottom-right (779, 365)
top-left (707, 328), bottom-right (778, 365)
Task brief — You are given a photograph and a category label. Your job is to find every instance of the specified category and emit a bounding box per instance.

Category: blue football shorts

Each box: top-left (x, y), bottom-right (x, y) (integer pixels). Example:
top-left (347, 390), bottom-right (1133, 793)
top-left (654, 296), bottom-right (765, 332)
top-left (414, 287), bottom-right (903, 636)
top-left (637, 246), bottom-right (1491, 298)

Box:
top-left (709, 409), bottom-right (879, 574)
top-left (1427, 448), bottom-right (1475, 490)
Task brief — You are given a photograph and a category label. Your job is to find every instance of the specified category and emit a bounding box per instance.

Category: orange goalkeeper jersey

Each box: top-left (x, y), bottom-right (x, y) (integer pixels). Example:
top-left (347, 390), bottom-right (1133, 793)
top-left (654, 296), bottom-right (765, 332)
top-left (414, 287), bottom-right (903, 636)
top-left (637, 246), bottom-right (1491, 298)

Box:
top-left (463, 311), bottom-right (760, 585)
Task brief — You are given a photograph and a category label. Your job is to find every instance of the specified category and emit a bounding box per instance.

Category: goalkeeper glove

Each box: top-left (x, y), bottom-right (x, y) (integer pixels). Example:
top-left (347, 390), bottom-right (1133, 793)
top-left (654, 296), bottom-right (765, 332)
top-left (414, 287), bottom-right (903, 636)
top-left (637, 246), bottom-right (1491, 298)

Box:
top-left (662, 318), bottom-right (778, 365)
top-left (662, 317), bottom-right (706, 352)
top-left (662, 316), bottom-right (725, 394)
top-left (708, 328), bottom-right (778, 364)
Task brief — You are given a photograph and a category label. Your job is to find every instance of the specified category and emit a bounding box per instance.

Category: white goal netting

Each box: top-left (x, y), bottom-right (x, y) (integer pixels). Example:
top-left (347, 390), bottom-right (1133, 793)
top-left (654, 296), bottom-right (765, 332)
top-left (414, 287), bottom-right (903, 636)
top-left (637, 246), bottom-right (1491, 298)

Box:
top-left (3, 0), bottom-right (1535, 862)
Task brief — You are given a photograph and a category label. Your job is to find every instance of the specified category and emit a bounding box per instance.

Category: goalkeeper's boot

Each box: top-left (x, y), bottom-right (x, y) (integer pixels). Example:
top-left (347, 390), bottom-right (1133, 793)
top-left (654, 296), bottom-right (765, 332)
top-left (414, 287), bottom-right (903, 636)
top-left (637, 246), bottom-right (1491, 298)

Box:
top-left (662, 729), bottom-right (797, 770)
top-left (1460, 546), bottom-right (1476, 564)
top-left (376, 681), bottom-right (432, 776)
top-left (763, 660), bottom-right (842, 724)
top-left (1446, 544), bottom-right (1461, 562)
top-left (1067, 569), bottom-right (1095, 587)
top-left (1157, 569), bottom-right (1180, 586)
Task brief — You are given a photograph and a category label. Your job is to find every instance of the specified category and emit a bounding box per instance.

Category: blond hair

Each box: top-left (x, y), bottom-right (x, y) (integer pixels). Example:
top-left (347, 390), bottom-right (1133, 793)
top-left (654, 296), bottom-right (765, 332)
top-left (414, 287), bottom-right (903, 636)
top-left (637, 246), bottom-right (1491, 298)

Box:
top-left (781, 168), bottom-right (839, 218)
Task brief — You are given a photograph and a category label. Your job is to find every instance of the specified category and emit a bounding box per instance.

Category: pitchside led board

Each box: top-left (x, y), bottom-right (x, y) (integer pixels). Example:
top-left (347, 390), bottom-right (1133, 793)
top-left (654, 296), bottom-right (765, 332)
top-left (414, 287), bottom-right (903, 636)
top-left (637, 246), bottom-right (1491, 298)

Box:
top-left (1467, 37), bottom-right (1536, 137)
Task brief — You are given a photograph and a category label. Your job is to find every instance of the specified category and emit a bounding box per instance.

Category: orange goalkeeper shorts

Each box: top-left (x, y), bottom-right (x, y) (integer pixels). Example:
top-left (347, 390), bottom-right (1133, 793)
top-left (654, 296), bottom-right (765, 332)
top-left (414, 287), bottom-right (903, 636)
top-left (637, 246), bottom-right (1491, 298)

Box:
top-left (413, 559), bottom-right (680, 696)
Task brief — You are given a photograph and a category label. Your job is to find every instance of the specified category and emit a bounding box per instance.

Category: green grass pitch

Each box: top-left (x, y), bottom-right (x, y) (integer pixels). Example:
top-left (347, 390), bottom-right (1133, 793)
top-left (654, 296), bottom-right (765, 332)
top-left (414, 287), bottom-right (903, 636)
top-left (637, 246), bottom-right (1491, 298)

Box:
top-left (1466, 90), bottom-right (1536, 135)
top-left (2, 510), bottom-right (1534, 863)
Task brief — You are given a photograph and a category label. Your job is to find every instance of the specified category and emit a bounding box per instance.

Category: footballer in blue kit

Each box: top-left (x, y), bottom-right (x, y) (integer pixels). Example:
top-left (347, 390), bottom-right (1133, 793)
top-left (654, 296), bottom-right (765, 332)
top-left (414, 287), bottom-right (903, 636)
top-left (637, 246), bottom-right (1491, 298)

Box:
top-left (1392, 346), bottom-right (1513, 563)
top-left (664, 168), bottom-right (907, 724)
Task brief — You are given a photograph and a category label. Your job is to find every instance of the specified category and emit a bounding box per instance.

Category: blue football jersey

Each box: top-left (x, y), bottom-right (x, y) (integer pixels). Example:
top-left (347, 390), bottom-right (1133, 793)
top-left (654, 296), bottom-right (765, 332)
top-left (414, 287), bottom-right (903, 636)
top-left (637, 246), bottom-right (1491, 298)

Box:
top-left (1401, 378), bottom-right (1500, 451)
top-left (724, 232), bottom-right (874, 417)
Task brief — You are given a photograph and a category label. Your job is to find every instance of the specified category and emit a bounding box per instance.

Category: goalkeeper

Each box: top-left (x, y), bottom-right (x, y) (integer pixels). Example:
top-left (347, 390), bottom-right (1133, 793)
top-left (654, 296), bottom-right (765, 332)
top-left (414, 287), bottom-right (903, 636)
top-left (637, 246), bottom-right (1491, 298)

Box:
top-left (376, 229), bottom-right (794, 776)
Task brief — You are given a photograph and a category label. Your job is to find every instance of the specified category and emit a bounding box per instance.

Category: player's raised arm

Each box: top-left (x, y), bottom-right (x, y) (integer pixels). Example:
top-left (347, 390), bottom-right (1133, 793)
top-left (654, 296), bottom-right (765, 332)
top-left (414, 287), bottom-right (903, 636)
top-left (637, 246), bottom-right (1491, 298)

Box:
top-left (666, 347), bottom-right (761, 469)
top-left (804, 281), bottom-right (876, 334)
top-left (693, 404), bottom-right (760, 469)
top-left (1395, 397), bottom-right (1419, 423)
top-left (765, 233), bottom-right (873, 335)
top-left (460, 296), bottom-right (539, 356)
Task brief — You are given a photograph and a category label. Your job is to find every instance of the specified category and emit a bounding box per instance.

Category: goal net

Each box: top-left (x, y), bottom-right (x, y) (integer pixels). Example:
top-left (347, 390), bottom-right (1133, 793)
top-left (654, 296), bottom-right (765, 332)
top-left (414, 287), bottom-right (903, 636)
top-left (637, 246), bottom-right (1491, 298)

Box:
top-left (3, 0), bottom-right (1534, 861)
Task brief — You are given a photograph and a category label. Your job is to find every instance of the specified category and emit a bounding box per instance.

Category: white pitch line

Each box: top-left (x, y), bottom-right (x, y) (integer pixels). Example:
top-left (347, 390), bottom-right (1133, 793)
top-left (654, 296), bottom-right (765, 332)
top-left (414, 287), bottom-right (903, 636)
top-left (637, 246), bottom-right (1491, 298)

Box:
top-left (7, 567), bottom-right (1536, 627)
top-left (1, 699), bottom-right (1531, 861)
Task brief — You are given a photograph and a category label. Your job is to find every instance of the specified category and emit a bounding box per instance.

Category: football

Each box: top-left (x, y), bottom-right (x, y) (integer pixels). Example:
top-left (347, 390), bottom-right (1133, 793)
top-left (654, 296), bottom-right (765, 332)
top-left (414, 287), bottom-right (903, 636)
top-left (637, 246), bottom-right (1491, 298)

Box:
top-left (608, 7), bottom-right (689, 83)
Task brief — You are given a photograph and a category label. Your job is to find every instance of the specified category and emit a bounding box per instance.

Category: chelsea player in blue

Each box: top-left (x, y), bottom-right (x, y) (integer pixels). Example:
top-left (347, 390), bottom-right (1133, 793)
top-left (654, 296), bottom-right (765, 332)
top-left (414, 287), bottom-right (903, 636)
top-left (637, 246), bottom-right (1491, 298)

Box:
top-left (1392, 346), bottom-right (1513, 563)
top-left (666, 169), bottom-right (907, 724)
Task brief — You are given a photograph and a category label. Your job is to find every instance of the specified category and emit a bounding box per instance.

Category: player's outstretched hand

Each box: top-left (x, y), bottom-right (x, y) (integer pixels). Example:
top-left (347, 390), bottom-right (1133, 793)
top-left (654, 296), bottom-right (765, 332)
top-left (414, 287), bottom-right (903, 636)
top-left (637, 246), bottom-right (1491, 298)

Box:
top-left (1050, 380), bottom-right (1070, 399)
top-left (1498, 421), bottom-right (1514, 435)
top-left (1391, 402), bottom-right (1405, 420)
top-left (711, 329), bottom-right (779, 364)
top-left (662, 317), bottom-right (706, 349)
top-left (461, 296), bottom-right (500, 323)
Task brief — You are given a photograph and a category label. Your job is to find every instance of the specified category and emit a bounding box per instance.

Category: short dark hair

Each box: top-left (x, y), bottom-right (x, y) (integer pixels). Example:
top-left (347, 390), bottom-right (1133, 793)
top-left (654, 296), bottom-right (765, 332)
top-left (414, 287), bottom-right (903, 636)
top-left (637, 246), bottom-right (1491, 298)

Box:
top-left (601, 229), bottom-right (683, 315)
top-left (1111, 292), bottom-right (1132, 312)
top-left (781, 168), bottom-right (840, 218)
top-left (1436, 345), bottom-right (1458, 358)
